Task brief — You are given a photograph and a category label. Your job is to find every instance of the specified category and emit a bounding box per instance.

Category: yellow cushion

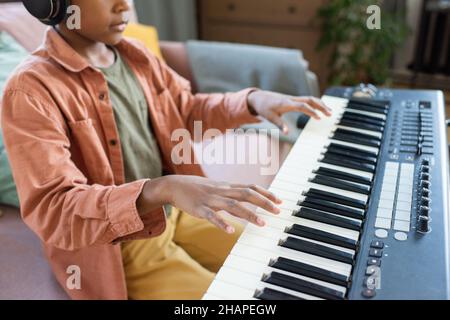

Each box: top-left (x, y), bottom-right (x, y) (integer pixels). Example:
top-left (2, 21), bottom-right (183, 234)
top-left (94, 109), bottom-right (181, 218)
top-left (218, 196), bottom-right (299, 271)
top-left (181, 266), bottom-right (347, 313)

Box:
top-left (123, 23), bottom-right (163, 60)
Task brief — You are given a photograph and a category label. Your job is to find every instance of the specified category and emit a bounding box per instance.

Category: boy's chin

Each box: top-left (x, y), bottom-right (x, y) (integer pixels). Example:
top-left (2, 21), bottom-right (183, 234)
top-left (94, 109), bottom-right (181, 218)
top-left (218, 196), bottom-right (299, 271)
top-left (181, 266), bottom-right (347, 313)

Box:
top-left (102, 33), bottom-right (125, 46)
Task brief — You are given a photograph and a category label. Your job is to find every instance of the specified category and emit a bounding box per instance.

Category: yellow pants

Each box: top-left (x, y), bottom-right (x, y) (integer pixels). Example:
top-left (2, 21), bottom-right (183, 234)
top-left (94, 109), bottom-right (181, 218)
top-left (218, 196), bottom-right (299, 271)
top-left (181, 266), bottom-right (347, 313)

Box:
top-left (121, 208), bottom-right (244, 300)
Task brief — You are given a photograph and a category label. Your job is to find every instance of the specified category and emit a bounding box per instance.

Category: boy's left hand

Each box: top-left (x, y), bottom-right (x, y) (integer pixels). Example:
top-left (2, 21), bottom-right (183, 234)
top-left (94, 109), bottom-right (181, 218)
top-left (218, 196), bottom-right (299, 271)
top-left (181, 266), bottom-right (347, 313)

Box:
top-left (247, 90), bottom-right (332, 134)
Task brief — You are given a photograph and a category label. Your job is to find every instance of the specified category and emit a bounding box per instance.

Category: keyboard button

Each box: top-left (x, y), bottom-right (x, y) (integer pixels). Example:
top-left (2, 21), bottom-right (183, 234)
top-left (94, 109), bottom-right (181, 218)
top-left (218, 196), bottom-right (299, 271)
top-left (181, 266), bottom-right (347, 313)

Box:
top-left (375, 218), bottom-right (391, 229)
top-left (370, 240), bottom-right (384, 249)
top-left (369, 248), bottom-right (383, 258)
top-left (367, 258), bottom-right (381, 266)
top-left (375, 229), bottom-right (388, 239)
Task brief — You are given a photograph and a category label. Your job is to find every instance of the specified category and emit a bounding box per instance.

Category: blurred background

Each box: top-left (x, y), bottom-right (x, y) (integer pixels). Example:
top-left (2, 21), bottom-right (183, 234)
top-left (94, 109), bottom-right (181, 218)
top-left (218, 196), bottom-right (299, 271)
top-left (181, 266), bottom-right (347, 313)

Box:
top-left (134, 0), bottom-right (450, 125)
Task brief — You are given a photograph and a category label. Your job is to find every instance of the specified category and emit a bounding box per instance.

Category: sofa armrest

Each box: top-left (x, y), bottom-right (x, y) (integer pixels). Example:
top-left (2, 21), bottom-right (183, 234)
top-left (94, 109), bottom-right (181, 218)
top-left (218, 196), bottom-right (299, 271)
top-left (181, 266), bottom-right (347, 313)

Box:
top-left (160, 41), bottom-right (198, 93)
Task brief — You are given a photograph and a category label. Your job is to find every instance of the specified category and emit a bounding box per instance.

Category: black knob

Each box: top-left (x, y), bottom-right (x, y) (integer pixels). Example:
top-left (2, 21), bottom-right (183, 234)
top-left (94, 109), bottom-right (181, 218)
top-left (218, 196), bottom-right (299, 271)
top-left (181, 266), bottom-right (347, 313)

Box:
top-left (419, 205), bottom-right (430, 217)
top-left (422, 188), bottom-right (431, 198)
top-left (422, 159), bottom-right (430, 166)
top-left (420, 180), bottom-right (431, 188)
top-left (420, 173), bottom-right (430, 181)
top-left (421, 198), bottom-right (431, 207)
top-left (417, 216), bottom-right (431, 233)
top-left (421, 165), bottom-right (430, 173)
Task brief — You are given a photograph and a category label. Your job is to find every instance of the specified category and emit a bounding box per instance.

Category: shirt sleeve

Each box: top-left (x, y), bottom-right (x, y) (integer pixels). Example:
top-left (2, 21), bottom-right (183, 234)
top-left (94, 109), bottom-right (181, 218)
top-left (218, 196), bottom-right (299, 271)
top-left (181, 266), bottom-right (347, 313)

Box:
top-left (1, 89), bottom-right (166, 251)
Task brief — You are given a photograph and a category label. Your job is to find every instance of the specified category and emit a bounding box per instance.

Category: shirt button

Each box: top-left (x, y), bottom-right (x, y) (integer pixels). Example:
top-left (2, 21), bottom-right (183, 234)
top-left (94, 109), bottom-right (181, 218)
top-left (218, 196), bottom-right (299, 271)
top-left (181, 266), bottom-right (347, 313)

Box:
top-left (109, 139), bottom-right (118, 146)
top-left (99, 93), bottom-right (106, 101)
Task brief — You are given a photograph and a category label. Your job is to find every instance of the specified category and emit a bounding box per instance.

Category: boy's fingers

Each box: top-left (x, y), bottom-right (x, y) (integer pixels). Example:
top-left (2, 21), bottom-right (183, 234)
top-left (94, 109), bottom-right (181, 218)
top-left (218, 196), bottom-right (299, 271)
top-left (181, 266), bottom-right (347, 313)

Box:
top-left (202, 207), bottom-right (234, 234)
top-left (248, 184), bottom-right (283, 204)
top-left (286, 102), bottom-right (321, 120)
top-left (230, 184), bottom-right (282, 204)
top-left (211, 198), bottom-right (265, 227)
top-left (292, 97), bottom-right (332, 116)
top-left (221, 188), bottom-right (280, 215)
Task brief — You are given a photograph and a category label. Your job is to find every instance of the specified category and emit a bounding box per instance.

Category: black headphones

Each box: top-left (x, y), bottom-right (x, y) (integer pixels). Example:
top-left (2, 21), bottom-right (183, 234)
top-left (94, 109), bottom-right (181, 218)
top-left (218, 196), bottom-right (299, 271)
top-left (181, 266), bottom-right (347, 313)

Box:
top-left (22, 0), bottom-right (71, 25)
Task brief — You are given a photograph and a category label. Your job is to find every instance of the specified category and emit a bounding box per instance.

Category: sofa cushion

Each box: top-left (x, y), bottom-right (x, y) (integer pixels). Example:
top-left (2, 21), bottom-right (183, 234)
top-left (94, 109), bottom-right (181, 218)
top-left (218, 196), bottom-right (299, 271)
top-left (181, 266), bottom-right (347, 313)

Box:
top-left (124, 23), bottom-right (163, 59)
top-left (0, 32), bottom-right (28, 208)
top-left (0, 205), bottom-right (68, 299)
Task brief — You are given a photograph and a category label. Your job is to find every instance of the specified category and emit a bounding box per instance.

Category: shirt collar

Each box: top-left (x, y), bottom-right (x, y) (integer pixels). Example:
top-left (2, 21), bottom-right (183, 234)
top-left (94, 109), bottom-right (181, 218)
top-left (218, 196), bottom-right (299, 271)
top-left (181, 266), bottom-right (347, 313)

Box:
top-left (44, 27), bottom-right (149, 73)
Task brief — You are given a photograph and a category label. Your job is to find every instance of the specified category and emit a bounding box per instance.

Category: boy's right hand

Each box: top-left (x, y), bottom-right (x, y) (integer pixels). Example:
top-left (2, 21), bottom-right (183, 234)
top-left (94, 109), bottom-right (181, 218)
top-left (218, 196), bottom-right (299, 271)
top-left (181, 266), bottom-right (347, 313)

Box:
top-left (163, 175), bottom-right (282, 234)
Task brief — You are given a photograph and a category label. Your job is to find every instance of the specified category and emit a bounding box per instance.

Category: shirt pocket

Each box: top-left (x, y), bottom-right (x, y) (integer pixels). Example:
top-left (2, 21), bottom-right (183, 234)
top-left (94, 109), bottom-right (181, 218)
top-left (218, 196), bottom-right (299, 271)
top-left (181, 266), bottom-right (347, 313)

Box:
top-left (68, 119), bottom-right (113, 184)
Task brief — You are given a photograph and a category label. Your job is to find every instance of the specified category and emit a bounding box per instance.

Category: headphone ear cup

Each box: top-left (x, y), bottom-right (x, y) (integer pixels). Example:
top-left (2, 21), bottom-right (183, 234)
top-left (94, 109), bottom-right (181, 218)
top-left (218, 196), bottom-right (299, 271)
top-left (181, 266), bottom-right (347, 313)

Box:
top-left (22, 0), bottom-right (70, 26)
top-left (49, 0), bottom-right (70, 25)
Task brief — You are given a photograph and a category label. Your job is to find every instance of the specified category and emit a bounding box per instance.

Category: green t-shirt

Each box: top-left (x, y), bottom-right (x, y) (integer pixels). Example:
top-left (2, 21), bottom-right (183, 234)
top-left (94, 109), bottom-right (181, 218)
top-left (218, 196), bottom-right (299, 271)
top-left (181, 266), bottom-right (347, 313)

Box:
top-left (100, 48), bottom-right (163, 183)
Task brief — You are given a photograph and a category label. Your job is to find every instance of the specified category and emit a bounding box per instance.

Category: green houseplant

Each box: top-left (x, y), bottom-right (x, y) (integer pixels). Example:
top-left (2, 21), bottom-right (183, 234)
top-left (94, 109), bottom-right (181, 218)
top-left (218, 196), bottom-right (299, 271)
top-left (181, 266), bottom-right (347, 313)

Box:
top-left (317, 0), bottom-right (409, 86)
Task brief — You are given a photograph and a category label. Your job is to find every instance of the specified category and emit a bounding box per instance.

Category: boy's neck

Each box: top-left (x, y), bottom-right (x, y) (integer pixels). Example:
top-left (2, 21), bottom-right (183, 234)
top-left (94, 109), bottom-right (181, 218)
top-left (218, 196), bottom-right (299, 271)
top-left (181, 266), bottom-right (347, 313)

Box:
top-left (55, 25), bottom-right (116, 69)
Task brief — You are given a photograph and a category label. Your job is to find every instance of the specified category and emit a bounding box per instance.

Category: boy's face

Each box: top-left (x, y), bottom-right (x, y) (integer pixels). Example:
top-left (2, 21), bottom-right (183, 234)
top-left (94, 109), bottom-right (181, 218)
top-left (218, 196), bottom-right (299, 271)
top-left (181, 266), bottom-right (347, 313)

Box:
top-left (65, 0), bottom-right (131, 45)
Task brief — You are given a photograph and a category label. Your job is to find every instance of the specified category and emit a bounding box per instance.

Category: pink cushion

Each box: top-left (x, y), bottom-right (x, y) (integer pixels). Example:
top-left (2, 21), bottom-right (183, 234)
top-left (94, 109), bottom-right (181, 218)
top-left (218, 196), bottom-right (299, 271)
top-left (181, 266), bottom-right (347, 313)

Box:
top-left (0, 3), bottom-right (48, 52)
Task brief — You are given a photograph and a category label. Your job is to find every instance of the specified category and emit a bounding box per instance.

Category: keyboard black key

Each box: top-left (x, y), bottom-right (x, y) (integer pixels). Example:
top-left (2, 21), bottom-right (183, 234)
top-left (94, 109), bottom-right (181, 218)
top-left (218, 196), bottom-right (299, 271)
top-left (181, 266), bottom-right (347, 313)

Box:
top-left (349, 98), bottom-right (389, 109)
top-left (286, 224), bottom-right (358, 250)
top-left (303, 188), bottom-right (367, 209)
top-left (339, 119), bottom-right (384, 133)
top-left (324, 152), bottom-right (377, 167)
top-left (335, 128), bottom-right (382, 142)
top-left (320, 157), bottom-right (376, 173)
top-left (254, 288), bottom-right (304, 300)
top-left (327, 148), bottom-right (377, 165)
top-left (280, 237), bottom-right (354, 265)
top-left (328, 143), bottom-right (378, 158)
top-left (310, 174), bottom-right (371, 195)
top-left (262, 271), bottom-right (345, 300)
top-left (294, 207), bottom-right (362, 231)
top-left (347, 103), bottom-right (388, 115)
top-left (332, 132), bottom-right (381, 148)
top-left (342, 112), bottom-right (386, 126)
top-left (299, 197), bottom-right (365, 220)
top-left (269, 257), bottom-right (350, 287)
top-left (314, 167), bottom-right (372, 186)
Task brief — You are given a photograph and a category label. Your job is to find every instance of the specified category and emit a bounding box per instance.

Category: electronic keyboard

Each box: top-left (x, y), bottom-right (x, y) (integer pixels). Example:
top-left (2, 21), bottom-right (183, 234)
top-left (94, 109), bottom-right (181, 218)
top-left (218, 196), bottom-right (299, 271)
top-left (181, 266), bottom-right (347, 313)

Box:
top-left (203, 86), bottom-right (450, 300)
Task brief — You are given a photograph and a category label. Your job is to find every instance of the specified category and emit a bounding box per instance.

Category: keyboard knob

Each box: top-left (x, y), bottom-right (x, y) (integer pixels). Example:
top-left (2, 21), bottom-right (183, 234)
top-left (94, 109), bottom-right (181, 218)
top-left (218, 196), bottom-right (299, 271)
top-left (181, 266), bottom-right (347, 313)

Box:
top-left (420, 180), bottom-right (431, 188)
top-left (420, 197), bottom-right (431, 207)
top-left (420, 173), bottom-right (430, 181)
top-left (422, 188), bottom-right (431, 198)
top-left (419, 205), bottom-right (430, 217)
top-left (417, 216), bottom-right (431, 233)
top-left (421, 159), bottom-right (430, 166)
top-left (421, 165), bottom-right (430, 173)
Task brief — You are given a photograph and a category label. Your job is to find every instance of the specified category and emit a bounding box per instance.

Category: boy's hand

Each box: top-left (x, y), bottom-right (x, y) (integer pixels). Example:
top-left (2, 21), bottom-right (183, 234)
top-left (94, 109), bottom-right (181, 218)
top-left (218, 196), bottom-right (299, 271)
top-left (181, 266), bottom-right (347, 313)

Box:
top-left (247, 90), bottom-right (332, 134)
top-left (164, 175), bottom-right (282, 234)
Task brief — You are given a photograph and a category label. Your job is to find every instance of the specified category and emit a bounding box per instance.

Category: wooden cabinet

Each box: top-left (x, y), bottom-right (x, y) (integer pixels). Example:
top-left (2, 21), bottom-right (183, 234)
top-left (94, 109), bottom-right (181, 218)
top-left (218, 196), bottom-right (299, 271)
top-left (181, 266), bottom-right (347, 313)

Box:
top-left (198, 0), bottom-right (330, 91)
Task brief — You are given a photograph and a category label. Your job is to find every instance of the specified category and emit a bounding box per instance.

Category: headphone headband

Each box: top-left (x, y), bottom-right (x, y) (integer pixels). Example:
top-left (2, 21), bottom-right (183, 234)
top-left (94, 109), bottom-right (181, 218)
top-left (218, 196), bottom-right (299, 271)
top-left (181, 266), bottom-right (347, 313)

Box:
top-left (22, 0), bottom-right (70, 26)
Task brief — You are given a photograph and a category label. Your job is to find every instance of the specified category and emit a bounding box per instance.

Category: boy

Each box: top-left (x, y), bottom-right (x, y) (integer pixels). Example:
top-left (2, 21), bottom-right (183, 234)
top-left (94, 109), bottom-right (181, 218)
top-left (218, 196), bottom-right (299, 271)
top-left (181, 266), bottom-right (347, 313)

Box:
top-left (1, 0), bottom-right (331, 299)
